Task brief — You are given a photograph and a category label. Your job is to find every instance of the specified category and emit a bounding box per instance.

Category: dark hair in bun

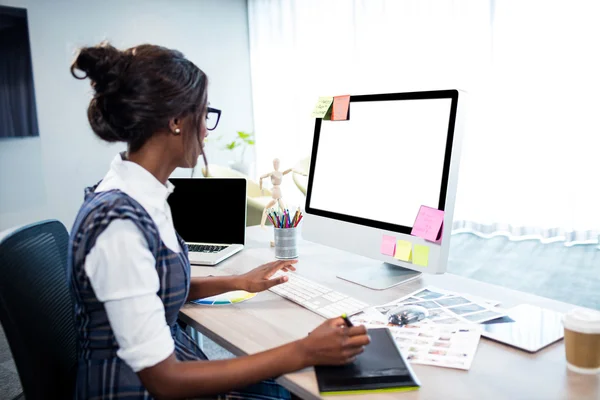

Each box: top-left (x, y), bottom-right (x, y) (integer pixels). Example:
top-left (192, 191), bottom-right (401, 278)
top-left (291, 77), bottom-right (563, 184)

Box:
top-left (71, 42), bottom-right (207, 152)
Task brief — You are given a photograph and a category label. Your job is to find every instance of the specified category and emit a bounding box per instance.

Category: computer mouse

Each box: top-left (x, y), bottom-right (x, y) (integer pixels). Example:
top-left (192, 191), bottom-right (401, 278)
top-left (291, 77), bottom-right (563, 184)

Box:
top-left (387, 305), bottom-right (429, 327)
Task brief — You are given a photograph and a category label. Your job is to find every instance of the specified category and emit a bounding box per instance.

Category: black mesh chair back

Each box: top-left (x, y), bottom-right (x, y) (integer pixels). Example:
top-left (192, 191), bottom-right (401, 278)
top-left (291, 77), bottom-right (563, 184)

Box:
top-left (0, 220), bottom-right (77, 399)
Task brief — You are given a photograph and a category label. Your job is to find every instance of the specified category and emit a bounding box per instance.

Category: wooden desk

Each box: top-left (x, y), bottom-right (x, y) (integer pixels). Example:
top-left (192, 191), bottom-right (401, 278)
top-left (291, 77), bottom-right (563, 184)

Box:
top-left (180, 227), bottom-right (599, 400)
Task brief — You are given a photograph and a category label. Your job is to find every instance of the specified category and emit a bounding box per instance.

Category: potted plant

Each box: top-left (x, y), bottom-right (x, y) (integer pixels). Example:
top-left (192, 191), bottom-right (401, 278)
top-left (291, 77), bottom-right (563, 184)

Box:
top-left (211, 131), bottom-right (255, 176)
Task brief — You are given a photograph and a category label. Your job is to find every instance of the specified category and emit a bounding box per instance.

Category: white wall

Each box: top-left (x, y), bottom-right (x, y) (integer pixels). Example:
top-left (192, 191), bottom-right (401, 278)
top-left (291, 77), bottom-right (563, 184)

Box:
top-left (0, 0), bottom-right (254, 231)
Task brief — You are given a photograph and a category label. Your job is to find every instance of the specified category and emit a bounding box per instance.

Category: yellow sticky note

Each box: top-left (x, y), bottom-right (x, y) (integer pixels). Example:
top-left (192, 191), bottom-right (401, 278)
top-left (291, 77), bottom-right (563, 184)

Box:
top-left (311, 96), bottom-right (334, 118)
top-left (394, 240), bottom-right (412, 262)
top-left (413, 244), bottom-right (429, 267)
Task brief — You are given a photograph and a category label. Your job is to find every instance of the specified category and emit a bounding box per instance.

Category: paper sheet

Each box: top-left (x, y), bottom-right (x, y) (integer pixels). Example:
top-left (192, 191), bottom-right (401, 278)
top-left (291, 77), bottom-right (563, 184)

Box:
top-left (390, 323), bottom-right (482, 370)
top-left (350, 286), bottom-right (505, 327)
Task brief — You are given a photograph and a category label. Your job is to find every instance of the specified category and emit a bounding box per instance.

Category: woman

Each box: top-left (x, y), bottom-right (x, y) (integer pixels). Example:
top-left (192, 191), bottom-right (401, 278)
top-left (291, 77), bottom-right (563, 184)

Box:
top-left (67, 42), bottom-right (369, 400)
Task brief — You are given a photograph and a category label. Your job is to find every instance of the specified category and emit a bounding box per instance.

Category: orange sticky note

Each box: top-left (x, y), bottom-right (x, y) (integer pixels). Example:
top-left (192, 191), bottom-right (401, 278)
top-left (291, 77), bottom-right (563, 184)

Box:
top-left (331, 95), bottom-right (350, 121)
top-left (394, 240), bottom-right (412, 262)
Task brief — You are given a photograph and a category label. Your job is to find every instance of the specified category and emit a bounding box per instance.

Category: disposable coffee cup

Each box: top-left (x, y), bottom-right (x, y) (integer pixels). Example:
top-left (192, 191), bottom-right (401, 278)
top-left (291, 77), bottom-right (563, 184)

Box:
top-left (273, 227), bottom-right (299, 259)
top-left (562, 308), bottom-right (600, 374)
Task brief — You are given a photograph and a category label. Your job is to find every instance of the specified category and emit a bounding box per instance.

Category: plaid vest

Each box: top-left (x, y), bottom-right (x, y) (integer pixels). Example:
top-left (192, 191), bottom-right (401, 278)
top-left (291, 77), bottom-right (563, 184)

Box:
top-left (68, 187), bottom-right (207, 399)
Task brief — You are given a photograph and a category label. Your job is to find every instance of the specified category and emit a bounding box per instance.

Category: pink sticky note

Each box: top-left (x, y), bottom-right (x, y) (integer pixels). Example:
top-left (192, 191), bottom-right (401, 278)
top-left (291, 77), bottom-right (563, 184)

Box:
top-left (380, 235), bottom-right (396, 256)
top-left (411, 206), bottom-right (445, 242)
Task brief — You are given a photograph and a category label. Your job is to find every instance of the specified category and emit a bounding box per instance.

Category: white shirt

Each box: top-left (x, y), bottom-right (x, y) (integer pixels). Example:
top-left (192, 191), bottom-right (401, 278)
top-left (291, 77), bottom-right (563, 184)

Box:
top-left (85, 153), bottom-right (181, 372)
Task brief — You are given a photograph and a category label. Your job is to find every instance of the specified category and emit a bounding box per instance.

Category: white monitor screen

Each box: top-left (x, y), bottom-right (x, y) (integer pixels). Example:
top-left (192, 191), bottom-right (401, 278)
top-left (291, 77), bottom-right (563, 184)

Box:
top-left (307, 95), bottom-right (455, 231)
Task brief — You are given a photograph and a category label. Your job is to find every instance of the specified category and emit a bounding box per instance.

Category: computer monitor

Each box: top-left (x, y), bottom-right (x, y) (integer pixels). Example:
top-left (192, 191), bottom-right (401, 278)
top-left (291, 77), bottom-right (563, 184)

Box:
top-left (303, 90), bottom-right (465, 290)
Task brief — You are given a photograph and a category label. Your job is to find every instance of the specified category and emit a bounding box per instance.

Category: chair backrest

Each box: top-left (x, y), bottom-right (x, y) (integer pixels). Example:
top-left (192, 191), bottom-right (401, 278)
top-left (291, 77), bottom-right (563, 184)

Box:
top-left (294, 156), bottom-right (311, 174)
top-left (202, 164), bottom-right (271, 198)
top-left (0, 220), bottom-right (77, 399)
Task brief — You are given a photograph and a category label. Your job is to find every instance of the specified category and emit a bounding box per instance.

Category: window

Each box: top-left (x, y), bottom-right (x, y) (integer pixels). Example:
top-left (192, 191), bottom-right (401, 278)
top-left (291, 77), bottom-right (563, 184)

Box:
top-left (0, 5), bottom-right (39, 138)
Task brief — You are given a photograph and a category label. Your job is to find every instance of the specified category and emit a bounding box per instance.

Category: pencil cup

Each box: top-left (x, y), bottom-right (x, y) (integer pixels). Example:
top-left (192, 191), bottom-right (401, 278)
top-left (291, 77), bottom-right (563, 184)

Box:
top-left (273, 227), bottom-right (299, 259)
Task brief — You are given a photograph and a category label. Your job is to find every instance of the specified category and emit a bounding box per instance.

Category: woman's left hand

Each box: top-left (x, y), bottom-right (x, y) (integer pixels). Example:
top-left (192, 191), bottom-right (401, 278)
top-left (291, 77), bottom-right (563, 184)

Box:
top-left (239, 260), bottom-right (297, 293)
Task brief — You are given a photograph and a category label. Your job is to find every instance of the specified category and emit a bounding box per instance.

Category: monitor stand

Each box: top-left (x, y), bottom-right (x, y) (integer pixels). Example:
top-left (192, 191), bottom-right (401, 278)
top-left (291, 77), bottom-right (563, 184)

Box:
top-left (337, 262), bottom-right (422, 290)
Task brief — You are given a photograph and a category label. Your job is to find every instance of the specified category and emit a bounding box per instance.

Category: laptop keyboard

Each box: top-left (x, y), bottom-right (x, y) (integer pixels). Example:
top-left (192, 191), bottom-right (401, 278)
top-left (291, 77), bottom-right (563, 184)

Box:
top-left (188, 244), bottom-right (228, 253)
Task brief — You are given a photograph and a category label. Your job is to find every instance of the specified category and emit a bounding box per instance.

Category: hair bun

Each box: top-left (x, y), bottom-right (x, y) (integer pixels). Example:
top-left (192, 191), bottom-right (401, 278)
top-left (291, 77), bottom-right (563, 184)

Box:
top-left (71, 42), bottom-right (125, 95)
top-left (71, 41), bottom-right (208, 152)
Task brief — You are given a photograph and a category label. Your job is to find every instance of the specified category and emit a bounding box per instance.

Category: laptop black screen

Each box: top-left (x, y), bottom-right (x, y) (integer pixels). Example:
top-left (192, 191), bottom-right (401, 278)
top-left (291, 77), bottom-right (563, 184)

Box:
top-left (167, 178), bottom-right (246, 245)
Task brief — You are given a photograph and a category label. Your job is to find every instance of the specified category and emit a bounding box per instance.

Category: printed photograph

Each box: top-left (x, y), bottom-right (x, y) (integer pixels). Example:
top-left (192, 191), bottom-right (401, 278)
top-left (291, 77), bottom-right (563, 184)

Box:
top-left (396, 330), bottom-right (418, 335)
top-left (448, 352), bottom-right (469, 358)
top-left (412, 300), bottom-right (442, 310)
top-left (434, 296), bottom-right (472, 307)
top-left (433, 341), bottom-right (451, 348)
top-left (447, 303), bottom-right (486, 315)
top-left (375, 305), bottom-right (397, 314)
top-left (429, 309), bottom-right (454, 320)
top-left (463, 310), bottom-right (503, 323)
top-left (435, 317), bottom-right (462, 324)
top-left (400, 297), bottom-right (422, 304)
top-left (413, 289), bottom-right (446, 300)
top-left (429, 349), bottom-right (447, 356)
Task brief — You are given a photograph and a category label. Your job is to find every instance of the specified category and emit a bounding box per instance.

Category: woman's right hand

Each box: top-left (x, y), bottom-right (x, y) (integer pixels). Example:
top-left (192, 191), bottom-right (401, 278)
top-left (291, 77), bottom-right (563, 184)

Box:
top-left (298, 318), bottom-right (371, 366)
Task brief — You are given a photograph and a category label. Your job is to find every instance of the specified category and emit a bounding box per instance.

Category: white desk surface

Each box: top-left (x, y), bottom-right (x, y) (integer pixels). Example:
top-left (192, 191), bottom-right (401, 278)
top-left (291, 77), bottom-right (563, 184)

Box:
top-left (180, 227), bottom-right (600, 400)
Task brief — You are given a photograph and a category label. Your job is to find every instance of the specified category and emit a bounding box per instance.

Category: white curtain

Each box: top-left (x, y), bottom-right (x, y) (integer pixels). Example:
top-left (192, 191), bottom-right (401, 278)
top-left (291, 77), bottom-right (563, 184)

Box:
top-left (248, 0), bottom-right (600, 245)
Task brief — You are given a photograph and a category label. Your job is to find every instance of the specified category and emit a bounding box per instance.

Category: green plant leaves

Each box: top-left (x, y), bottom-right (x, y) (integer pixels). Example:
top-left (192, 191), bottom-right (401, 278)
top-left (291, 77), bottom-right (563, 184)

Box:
top-left (226, 141), bottom-right (240, 150)
top-left (220, 132), bottom-right (255, 151)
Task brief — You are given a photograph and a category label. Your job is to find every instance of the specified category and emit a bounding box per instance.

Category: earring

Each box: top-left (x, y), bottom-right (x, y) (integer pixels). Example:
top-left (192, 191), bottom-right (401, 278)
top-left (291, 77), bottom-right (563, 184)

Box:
top-left (174, 128), bottom-right (181, 135)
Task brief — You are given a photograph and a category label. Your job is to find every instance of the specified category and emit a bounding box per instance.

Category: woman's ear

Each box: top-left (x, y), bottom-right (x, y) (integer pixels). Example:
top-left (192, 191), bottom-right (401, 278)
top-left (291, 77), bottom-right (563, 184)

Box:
top-left (168, 118), bottom-right (181, 135)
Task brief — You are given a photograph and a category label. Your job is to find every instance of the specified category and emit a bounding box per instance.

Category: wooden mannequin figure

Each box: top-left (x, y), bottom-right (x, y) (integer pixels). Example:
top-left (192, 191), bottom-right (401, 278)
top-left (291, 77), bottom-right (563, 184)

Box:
top-left (259, 158), bottom-right (306, 228)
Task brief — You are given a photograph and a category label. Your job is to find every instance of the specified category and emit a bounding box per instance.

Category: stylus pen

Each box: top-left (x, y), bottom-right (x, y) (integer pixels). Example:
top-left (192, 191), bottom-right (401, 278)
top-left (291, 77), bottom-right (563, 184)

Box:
top-left (341, 313), bottom-right (353, 327)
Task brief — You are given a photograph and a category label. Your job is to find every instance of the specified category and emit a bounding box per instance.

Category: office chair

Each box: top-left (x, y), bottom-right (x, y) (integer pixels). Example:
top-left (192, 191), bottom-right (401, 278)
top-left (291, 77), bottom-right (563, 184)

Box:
top-left (292, 156), bottom-right (310, 196)
top-left (0, 220), bottom-right (77, 399)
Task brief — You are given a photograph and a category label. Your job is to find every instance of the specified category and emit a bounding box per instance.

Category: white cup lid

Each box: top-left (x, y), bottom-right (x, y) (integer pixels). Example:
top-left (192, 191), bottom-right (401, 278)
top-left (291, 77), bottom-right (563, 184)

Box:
top-left (563, 308), bottom-right (600, 334)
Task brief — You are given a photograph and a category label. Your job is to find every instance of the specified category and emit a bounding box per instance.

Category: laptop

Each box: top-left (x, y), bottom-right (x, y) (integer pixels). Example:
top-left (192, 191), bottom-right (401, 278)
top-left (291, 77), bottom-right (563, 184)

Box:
top-left (168, 178), bottom-right (246, 266)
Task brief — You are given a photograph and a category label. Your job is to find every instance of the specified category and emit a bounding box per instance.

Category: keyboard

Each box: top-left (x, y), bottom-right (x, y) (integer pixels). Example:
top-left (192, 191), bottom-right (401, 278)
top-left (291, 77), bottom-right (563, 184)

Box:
top-left (188, 244), bottom-right (228, 253)
top-left (269, 271), bottom-right (369, 319)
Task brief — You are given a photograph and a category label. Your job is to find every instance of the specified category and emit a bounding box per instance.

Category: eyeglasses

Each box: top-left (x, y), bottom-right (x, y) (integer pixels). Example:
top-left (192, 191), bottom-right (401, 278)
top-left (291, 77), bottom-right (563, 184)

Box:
top-left (206, 107), bottom-right (221, 131)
